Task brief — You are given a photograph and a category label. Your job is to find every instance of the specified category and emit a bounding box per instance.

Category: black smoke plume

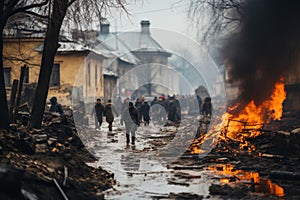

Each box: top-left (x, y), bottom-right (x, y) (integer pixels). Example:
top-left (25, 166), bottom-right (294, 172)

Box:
top-left (224, 0), bottom-right (300, 115)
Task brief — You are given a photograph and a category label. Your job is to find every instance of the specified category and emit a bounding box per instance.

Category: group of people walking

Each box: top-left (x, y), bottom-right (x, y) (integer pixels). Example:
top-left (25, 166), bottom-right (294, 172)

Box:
top-left (91, 99), bottom-right (117, 132)
top-left (91, 97), bottom-right (140, 145)
top-left (89, 94), bottom-right (213, 145)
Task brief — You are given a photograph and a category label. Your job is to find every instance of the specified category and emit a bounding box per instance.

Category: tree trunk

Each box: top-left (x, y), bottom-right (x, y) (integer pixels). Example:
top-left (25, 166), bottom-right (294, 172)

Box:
top-left (29, 0), bottom-right (69, 129)
top-left (0, 31), bottom-right (9, 130)
top-left (13, 65), bottom-right (26, 122)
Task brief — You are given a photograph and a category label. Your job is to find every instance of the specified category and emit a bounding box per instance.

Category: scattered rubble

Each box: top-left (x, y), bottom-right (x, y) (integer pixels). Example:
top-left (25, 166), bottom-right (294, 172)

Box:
top-left (0, 110), bottom-right (115, 199)
top-left (169, 115), bottom-right (300, 199)
top-left (209, 184), bottom-right (248, 198)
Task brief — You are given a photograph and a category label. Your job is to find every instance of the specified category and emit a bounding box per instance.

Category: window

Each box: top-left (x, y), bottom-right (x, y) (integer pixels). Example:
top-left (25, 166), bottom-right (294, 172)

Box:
top-left (4, 68), bottom-right (11, 87)
top-left (24, 66), bottom-right (29, 84)
top-left (87, 62), bottom-right (91, 87)
top-left (50, 64), bottom-right (60, 87)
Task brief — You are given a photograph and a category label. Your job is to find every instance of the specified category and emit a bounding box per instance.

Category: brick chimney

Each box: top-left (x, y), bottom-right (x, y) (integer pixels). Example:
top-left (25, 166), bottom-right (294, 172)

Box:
top-left (100, 23), bottom-right (110, 34)
top-left (141, 20), bottom-right (150, 34)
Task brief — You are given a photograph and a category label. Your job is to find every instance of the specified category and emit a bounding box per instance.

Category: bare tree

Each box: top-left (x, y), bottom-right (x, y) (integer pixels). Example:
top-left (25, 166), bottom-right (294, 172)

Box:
top-left (187, 0), bottom-right (243, 43)
top-left (188, 0), bottom-right (300, 115)
top-left (0, 0), bottom-right (49, 130)
top-left (1, 0), bottom-right (134, 129)
top-left (29, 0), bottom-right (70, 128)
top-left (29, 0), bottom-right (131, 128)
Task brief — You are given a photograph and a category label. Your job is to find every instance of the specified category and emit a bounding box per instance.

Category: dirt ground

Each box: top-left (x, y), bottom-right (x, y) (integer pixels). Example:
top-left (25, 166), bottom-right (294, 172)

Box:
top-left (0, 113), bottom-right (115, 200)
top-left (1, 111), bottom-right (299, 199)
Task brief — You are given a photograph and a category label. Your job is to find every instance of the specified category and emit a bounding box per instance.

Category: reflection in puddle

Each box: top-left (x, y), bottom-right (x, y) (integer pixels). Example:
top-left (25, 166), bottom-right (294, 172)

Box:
top-left (207, 164), bottom-right (284, 197)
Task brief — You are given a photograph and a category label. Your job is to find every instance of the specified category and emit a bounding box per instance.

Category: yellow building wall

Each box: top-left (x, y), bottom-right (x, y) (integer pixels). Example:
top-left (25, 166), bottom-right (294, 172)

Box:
top-left (3, 38), bottom-right (42, 85)
top-left (3, 38), bottom-right (105, 106)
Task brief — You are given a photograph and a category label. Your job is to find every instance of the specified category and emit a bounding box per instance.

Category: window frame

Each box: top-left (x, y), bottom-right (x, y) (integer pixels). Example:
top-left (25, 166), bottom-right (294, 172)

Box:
top-left (4, 67), bottom-right (11, 88)
top-left (49, 63), bottom-right (60, 88)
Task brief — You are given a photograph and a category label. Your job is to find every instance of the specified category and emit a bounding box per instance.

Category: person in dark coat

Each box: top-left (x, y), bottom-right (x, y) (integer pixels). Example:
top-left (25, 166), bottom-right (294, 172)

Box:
top-left (167, 99), bottom-right (177, 123)
top-left (49, 96), bottom-right (64, 115)
top-left (141, 101), bottom-right (150, 125)
top-left (202, 97), bottom-right (212, 116)
top-left (104, 99), bottom-right (118, 131)
top-left (121, 102), bottom-right (140, 145)
top-left (135, 98), bottom-right (142, 121)
top-left (151, 97), bottom-right (158, 106)
top-left (175, 98), bottom-right (181, 123)
top-left (91, 98), bottom-right (104, 129)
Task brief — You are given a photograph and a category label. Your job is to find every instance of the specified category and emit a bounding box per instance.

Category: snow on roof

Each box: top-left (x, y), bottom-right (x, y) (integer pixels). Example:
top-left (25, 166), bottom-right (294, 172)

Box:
top-left (96, 33), bottom-right (140, 65)
top-left (97, 31), bottom-right (171, 62)
top-left (35, 41), bottom-right (112, 58)
top-left (103, 68), bottom-right (118, 77)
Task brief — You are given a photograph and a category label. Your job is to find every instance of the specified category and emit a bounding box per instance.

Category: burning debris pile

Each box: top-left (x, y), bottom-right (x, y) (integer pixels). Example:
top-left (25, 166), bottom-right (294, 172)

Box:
top-left (182, 74), bottom-right (299, 198)
top-left (223, 78), bottom-right (286, 140)
top-left (0, 110), bottom-right (115, 199)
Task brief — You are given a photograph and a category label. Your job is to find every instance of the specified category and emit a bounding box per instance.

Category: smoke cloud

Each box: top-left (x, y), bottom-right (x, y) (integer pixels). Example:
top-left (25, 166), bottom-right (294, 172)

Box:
top-left (224, 0), bottom-right (300, 114)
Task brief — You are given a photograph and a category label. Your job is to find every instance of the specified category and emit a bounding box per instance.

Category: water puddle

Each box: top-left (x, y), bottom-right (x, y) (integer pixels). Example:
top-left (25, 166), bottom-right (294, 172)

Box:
top-left (207, 164), bottom-right (284, 197)
top-left (85, 122), bottom-right (212, 199)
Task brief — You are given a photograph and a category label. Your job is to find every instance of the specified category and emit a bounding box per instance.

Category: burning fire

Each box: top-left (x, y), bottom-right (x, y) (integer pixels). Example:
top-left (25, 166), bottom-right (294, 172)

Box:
top-left (188, 78), bottom-right (286, 154)
top-left (223, 78), bottom-right (286, 139)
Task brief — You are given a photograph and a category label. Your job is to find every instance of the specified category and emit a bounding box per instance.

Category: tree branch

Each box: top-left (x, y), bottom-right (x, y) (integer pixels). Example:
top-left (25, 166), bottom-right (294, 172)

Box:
top-left (68, 0), bottom-right (77, 7)
top-left (23, 10), bottom-right (48, 19)
top-left (10, 0), bottom-right (49, 16)
top-left (1, 0), bottom-right (19, 28)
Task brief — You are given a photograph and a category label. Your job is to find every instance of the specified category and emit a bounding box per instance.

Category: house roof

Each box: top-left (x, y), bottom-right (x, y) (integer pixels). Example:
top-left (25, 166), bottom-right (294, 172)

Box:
top-left (97, 30), bottom-right (171, 64)
top-left (35, 41), bottom-right (111, 58)
top-left (96, 33), bottom-right (140, 65)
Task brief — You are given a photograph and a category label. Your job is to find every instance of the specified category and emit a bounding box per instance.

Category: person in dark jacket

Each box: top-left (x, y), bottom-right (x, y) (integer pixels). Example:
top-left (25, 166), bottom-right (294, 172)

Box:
top-left (49, 96), bottom-right (64, 115)
top-left (91, 98), bottom-right (104, 130)
top-left (135, 98), bottom-right (142, 121)
top-left (104, 99), bottom-right (118, 131)
top-left (151, 97), bottom-right (158, 106)
top-left (167, 99), bottom-right (177, 123)
top-left (121, 102), bottom-right (140, 145)
top-left (175, 98), bottom-right (181, 123)
top-left (141, 101), bottom-right (150, 125)
top-left (202, 97), bottom-right (212, 116)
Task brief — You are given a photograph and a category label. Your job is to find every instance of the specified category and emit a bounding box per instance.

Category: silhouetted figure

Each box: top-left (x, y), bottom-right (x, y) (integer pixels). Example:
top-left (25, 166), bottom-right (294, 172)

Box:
top-left (202, 97), bottom-right (212, 116)
top-left (141, 101), bottom-right (150, 125)
top-left (92, 98), bottom-right (104, 129)
top-left (49, 96), bottom-right (64, 115)
top-left (104, 99), bottom-right (118, 131)
top-left (135, 98), bottom-right (142, 121)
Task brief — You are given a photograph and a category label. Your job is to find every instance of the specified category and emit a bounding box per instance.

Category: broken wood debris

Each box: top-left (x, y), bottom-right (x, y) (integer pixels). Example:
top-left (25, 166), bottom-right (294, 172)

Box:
top-left (167, 179), bottom-right (190, 187)
top-left (53, 178), bottom-right (69, 200)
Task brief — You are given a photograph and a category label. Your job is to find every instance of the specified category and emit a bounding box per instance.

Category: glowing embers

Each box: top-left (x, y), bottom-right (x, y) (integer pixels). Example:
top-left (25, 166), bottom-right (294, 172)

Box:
top-left (208, 164), bottom-right (284, 197)
top-left (186, 136), bottom-right (206, 154)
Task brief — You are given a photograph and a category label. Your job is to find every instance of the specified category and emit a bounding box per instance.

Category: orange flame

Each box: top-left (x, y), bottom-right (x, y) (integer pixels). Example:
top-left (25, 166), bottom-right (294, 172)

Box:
top-left (224, 78), bottom-right (286, 139)
top-left (188, 78), bottom-right (286, 154)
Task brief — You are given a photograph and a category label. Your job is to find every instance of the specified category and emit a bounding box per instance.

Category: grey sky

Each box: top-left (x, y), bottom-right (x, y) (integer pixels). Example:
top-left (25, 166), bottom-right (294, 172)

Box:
top-left (108, 0), bottom-right (192, 36)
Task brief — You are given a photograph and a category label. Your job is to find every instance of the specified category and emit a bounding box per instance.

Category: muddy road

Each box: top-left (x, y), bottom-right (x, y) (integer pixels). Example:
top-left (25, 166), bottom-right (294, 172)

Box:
top-left (80, 115), bottom-right (299, 199)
